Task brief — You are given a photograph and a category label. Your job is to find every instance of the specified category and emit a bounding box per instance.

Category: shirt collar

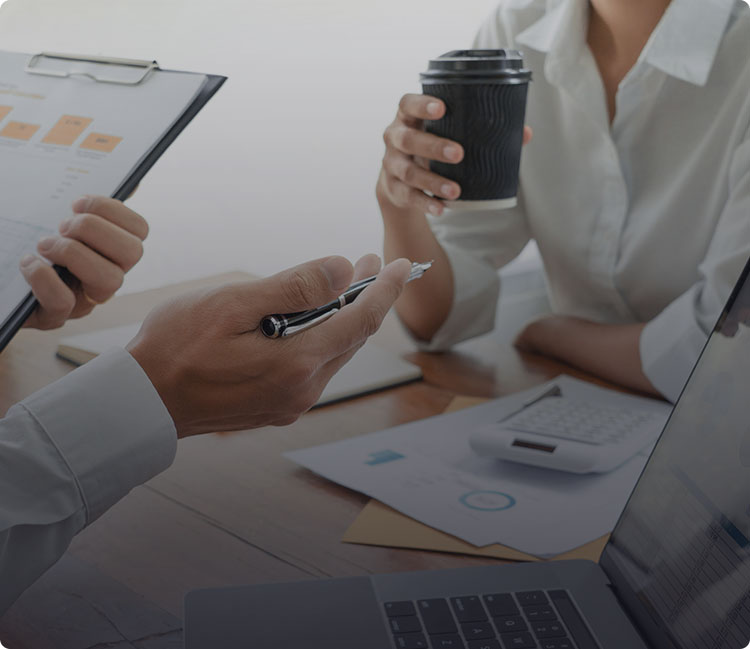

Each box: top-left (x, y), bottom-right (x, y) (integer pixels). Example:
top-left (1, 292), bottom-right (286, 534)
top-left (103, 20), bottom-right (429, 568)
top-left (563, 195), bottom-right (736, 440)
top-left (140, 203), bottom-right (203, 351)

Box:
top-left (516, 0), bottom-right (586, 63)
top-left (640, 0), bottom-right (736, 86)
top-left (516, 0), bottom-right (736, 87)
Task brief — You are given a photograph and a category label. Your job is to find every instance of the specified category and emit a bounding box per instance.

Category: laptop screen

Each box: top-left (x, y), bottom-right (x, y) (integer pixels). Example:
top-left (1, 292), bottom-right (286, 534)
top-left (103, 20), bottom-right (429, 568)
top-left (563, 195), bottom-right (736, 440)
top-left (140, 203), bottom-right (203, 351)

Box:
top-left (601, 263), bottom-right (750, 649)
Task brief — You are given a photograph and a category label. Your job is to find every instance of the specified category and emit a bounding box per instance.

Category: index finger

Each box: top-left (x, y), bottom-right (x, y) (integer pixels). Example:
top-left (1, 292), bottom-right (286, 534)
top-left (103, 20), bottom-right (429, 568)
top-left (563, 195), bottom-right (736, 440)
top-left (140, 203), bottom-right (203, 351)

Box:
top-left (309, 258), bottom-right (411, 357)
top-left (398, 94), bottom-right (446, 125)
top-left (242, 256), bottom-right (355, 324)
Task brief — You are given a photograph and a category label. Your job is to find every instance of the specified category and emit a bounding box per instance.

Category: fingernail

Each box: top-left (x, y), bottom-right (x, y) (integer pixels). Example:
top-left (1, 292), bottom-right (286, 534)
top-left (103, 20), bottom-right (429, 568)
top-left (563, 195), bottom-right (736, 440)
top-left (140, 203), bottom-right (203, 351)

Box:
top-left (441, 184), bottom-right (455, 198)
top-left (395, 257), bottom-right (412, 273)
top-left (444, 145), bottom-right (460, 161)
top-left (428, 203), bottom-right (442, 216)
top-left (355, 253), bottom-right (381, 276)
top-left (59, 217), bottom-right (72, 234)
top-left (19, 254), bottom-right (36, 269)
top-left (385, 258), bottom-right (413, 284)
top-left (38, 237), bottom-right (56, 252)
top-left (426, 101), bottom-right (441, 116)
top-left (72, 195), bottom-right (92, 213)
top-left (322, 256), bottom-right (352, 292)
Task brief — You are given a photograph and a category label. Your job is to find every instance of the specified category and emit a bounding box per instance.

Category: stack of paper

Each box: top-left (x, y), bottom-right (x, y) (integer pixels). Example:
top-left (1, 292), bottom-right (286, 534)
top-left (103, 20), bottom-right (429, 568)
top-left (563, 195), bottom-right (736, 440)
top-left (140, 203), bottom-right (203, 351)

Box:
top-left (287, 375), bottom-right (672, 557)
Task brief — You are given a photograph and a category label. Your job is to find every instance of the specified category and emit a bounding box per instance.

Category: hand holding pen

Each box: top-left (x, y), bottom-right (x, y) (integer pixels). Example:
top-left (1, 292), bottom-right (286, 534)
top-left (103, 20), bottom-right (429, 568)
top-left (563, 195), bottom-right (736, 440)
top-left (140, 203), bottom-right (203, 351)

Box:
top-left (128, 255), bottom-right (413, 437)
top-left (261, 260), bottom-right (433, 338)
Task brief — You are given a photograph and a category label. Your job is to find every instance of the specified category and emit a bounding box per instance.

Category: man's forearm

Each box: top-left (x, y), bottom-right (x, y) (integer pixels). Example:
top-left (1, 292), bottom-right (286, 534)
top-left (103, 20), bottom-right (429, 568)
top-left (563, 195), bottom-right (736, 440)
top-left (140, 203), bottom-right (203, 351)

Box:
top-left (0, 349), bottom-right (176, 615)
top-left (514, 315), bottom-right (660, 397)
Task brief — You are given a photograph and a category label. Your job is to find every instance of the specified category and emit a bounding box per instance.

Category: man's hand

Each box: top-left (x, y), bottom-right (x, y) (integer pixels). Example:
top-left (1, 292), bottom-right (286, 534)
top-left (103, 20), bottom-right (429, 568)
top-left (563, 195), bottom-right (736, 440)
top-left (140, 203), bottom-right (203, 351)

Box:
top-left (126, 255), bottom-right (412, 438)
top-left (20, 195), bottom-right (148, 330)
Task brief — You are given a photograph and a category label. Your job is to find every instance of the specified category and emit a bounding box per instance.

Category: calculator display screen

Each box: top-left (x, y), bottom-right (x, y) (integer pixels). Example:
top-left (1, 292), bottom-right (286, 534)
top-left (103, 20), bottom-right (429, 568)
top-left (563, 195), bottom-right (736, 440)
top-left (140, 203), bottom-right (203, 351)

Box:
top-left (602, 263), bottom-right (750, 649)
top-left (511, 439), bottom-right (556, 453)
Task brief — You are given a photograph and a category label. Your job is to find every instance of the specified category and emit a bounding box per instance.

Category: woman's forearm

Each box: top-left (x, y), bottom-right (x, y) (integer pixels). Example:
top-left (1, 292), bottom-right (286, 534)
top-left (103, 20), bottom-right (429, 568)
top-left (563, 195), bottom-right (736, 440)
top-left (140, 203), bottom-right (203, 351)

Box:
top-left (379, 188), bottom-right (454, 342)
top-left (514, 315), bottom-right (660, 397)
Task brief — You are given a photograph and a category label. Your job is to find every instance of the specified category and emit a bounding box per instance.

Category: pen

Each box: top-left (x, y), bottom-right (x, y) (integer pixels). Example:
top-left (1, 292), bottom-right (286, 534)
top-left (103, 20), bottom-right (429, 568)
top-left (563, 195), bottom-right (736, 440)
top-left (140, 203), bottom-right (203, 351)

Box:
top-left (261, 260), bottom-right (433, 338)
top-left (496, 384), bottom-right (562, 423)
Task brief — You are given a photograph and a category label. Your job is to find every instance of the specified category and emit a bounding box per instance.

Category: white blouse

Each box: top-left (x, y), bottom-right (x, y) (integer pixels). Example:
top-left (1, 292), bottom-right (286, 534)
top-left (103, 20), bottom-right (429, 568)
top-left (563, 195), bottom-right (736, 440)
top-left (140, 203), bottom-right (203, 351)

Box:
top-left (425, 0), bottom-right (750, 402)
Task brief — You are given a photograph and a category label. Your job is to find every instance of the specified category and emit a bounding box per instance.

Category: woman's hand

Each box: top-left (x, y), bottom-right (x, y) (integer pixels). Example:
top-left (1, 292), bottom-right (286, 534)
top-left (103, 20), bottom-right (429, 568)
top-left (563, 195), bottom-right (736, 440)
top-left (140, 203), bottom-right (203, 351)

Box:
top-left (376, 93), bottom-right (532, 218)
top-left (377, 94), bottom-right (464, 218)
top-left (20, 195), bottom-right (148, 330)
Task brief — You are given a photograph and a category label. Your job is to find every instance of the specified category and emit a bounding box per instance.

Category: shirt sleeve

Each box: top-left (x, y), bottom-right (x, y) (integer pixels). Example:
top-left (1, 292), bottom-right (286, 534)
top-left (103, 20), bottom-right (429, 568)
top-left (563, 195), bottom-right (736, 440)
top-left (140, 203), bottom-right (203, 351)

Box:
top-left (641, 131), bottom-right (750, 402)
top-left (0, 347), bottom-right (176, 614)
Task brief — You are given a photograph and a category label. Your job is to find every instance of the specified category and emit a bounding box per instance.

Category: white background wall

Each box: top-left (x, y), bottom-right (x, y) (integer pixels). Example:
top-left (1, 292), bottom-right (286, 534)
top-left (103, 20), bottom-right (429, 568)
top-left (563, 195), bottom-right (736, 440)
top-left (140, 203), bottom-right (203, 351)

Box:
top-left (0, 0), bottom-right (499, 293)
top-left (1, 0), bottom-right (747, 295)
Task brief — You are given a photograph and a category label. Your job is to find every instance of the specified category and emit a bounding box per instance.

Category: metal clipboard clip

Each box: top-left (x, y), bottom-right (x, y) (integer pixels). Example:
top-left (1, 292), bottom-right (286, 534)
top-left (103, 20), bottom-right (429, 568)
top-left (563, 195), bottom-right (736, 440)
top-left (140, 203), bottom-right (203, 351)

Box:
top-left (25, 52), bottom-right (159, 86)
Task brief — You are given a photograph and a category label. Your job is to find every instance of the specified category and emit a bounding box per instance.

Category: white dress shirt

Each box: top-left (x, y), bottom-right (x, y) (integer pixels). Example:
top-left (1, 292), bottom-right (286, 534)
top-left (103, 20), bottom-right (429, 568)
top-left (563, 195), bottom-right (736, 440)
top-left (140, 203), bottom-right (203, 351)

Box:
top-left (0, 349), bottom-right (176, 615)
top-left (425, 0), bottom-right (750, 402)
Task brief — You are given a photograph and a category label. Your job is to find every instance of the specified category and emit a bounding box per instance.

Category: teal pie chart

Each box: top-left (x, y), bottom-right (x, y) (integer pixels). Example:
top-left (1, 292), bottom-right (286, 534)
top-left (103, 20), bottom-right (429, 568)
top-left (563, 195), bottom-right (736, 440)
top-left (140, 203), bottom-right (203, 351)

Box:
top-left (459, 490), bottom-right (516, 511)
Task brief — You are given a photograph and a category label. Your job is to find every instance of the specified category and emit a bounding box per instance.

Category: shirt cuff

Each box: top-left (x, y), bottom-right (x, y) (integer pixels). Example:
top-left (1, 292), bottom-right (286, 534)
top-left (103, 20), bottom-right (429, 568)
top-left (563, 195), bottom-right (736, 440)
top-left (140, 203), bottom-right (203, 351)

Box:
top-left (640, 291), bottom-right (711, 403)
top-left (21, 347), bottom-right (177, 525)
top-left (416, 240), bottom-right (500, 351)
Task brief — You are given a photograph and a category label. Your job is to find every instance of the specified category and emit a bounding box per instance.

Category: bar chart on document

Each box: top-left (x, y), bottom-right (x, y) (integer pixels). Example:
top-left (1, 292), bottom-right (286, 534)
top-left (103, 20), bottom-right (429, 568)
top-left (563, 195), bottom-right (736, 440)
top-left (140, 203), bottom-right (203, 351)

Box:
top-left (0, 50), bottom-right (210, 331)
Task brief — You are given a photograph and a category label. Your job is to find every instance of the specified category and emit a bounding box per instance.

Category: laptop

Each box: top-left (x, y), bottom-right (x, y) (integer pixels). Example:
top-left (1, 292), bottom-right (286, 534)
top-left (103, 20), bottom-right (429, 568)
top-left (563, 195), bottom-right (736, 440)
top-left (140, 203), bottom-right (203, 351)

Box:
top-left (184, 259), bottom-right (750, 649)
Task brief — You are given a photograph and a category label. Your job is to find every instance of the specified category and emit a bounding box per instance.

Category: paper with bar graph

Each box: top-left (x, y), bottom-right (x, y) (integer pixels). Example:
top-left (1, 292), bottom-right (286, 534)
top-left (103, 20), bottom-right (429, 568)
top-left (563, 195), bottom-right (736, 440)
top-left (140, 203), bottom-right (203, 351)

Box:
top-left (0, 50), bottom-right (223, 343)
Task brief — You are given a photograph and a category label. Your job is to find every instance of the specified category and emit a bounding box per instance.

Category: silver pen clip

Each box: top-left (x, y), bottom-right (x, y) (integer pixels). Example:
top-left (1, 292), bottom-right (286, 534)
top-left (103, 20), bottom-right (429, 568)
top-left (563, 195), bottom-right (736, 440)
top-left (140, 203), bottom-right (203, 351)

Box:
top-left (281, 309), bottom-right (339, 337)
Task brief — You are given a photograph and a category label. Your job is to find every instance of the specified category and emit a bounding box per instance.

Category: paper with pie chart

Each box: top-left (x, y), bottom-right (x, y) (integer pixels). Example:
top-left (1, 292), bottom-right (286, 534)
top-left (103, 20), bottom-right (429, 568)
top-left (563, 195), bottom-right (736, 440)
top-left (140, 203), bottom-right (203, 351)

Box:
top-left (0, 51), bottom-right (224, 341)
top-left (286, 375), bottom-right (672, 557)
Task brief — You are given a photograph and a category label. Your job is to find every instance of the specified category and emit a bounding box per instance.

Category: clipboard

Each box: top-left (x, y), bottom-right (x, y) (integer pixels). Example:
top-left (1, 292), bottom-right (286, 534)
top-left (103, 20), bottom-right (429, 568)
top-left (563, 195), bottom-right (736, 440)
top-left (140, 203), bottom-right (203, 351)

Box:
top-left (0, 52), bottom-right (226, 351)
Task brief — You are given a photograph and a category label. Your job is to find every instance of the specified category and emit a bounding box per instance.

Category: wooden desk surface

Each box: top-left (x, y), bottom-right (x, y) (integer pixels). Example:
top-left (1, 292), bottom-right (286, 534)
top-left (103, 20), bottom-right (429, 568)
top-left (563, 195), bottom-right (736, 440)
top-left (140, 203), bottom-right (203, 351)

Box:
top-left (0, 273), bottom-right (607, 649)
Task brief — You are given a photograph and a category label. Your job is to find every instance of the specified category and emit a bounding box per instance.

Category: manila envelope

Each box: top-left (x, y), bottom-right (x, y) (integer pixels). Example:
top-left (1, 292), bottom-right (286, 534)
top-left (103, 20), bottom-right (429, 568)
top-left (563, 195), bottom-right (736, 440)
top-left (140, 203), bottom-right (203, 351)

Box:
top-left (342, 396), bottom-right (609, 563)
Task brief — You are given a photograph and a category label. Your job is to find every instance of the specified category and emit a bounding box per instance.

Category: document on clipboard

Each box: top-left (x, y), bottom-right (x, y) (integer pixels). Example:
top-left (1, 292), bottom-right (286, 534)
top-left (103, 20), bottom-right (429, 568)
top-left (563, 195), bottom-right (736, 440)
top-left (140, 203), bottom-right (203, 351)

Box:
top-left (0, 51), bottom-right (226, 350)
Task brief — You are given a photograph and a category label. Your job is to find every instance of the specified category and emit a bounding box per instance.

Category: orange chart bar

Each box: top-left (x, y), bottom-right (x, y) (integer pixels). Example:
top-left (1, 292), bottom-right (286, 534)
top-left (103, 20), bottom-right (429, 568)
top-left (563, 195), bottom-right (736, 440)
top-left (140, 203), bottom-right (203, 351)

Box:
top-left (80, 132), bottom-right (122, 153)
top-left (0, 121), bottom-right (40, 141)
top-left (42, 115), bottom-right (93, 146)
top-left (0, 106), bottom-right (12, 121)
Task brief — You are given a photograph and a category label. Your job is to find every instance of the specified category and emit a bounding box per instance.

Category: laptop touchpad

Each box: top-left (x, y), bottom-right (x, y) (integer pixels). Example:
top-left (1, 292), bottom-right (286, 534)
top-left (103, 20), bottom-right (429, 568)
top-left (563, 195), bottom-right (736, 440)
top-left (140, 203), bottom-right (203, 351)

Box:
top-left (185, 576), bottom-right (389, 649)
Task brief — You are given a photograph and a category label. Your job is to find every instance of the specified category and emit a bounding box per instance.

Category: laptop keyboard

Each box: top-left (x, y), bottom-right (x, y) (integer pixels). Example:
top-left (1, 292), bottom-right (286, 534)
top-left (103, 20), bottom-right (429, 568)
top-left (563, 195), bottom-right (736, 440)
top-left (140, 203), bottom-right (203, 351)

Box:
top-left (384, 589), bottom-right (587, 649)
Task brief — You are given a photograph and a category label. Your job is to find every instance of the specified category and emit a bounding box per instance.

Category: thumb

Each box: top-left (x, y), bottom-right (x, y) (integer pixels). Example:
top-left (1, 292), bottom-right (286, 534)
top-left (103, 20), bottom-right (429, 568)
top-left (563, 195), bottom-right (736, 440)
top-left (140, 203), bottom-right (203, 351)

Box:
top-left (250, 256), bottom-right (354, 317)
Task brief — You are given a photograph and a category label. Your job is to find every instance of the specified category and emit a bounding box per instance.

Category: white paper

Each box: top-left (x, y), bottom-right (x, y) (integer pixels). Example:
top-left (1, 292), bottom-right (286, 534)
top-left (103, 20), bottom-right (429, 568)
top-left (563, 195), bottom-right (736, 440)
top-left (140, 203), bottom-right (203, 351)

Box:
top-left (0, 51), bottom-right (207, 329)
top-left (286, 375), bottom-right (673, 557)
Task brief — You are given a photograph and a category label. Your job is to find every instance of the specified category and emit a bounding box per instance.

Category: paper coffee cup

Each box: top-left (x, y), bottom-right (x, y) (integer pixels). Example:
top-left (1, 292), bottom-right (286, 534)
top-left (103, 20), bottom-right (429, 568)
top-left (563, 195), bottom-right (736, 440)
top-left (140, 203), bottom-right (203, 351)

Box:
top-left (420, 49), bottom-right (531, 210)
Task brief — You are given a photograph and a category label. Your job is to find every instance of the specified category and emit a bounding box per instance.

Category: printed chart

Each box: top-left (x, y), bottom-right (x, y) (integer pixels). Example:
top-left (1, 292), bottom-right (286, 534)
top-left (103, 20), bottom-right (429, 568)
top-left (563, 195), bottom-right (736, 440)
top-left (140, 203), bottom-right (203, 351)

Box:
top-left (0, 49), bottom-right (209, 333)
top-left (0, 106), bottom-right (123, 153)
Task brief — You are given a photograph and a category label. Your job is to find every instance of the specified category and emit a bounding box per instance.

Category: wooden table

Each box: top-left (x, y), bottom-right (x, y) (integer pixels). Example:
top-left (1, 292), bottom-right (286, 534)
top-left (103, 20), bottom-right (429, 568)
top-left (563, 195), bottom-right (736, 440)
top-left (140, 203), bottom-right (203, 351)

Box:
top-left (0, 273), bottom-right (605, 649)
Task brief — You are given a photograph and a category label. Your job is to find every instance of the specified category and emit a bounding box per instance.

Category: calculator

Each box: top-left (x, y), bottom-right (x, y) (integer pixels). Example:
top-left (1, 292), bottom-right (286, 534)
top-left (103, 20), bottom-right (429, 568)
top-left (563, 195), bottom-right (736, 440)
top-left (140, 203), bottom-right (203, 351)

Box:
top-left (469, 389), bottom-right (668, 474)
